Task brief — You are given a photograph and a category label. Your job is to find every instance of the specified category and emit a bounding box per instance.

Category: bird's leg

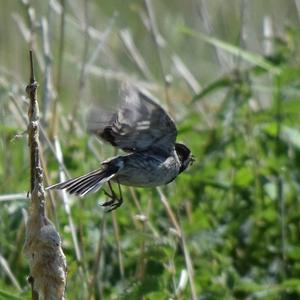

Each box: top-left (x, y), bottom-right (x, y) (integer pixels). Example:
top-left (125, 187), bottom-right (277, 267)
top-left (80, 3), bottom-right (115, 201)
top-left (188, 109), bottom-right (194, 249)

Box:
top-left (103, 181), bottom-right (118, 202)
top-left (102, 180), bottom-right (123, 212)
top-left (105, 179), bottom-right (123, 212)
top-left (103, 187), bottom-right (114, 201)
top-left (106, 180), bottom-right (123, 212)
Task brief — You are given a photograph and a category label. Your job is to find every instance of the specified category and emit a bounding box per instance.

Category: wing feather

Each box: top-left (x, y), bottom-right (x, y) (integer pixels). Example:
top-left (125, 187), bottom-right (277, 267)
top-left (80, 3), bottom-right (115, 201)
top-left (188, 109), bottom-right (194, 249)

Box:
top-left (87, 83), bottom-right (177, 154)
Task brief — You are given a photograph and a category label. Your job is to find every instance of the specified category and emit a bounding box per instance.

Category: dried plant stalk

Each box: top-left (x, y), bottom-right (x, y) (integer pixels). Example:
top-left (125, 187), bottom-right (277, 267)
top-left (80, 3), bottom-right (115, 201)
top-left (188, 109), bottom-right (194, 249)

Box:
top-left (24, 50), bottom-right (67, 300)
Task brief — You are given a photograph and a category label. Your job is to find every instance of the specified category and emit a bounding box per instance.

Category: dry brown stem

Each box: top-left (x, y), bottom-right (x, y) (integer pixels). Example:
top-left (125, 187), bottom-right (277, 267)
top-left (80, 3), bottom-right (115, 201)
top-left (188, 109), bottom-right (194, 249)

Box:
top-left (24, 50), bottom-right (67, 300)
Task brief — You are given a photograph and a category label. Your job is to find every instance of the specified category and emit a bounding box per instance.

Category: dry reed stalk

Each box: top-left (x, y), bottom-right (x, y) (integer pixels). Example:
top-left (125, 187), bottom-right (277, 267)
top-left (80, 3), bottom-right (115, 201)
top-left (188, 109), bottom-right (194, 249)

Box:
top-left (24, 50), bottom-right (67, 300)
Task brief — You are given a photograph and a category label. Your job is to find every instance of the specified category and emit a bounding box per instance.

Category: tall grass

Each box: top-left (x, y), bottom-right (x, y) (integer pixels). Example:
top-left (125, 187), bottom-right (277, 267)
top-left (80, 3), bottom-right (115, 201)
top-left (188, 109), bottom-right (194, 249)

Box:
top-left (0, 0), bottom-right (300, 299)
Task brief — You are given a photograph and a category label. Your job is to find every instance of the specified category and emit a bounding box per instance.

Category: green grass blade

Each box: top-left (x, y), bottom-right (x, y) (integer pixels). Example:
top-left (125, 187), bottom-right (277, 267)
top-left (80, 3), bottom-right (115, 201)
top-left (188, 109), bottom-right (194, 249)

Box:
top-left (179, 26), bottom-right (280, 75)
top-left (192, 76), bottom-right (232, 102)
top-left (0, 289), bottom-right (23, 300)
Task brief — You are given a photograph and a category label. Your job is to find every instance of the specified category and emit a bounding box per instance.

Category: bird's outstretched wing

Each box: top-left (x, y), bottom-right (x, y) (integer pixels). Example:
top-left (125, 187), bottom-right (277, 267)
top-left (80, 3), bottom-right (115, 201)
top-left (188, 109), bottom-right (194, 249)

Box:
top-left (87, 83), bottom-right (177, 154)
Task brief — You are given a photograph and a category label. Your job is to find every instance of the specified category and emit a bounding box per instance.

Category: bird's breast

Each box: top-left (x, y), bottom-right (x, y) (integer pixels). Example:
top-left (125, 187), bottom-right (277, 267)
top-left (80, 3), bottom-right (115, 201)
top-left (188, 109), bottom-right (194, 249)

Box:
top-left (113, 152), bottom-right (180, 187)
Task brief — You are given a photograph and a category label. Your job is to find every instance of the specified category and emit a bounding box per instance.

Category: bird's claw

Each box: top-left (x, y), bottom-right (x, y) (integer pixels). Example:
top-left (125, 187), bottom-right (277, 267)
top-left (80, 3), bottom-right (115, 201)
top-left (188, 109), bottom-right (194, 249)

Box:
top-left (101, 196), bottom-right (115, 207)
top-left (104, 199), bottom-right (123, 212)
top-left (101, 197), bottom-right (123, 212)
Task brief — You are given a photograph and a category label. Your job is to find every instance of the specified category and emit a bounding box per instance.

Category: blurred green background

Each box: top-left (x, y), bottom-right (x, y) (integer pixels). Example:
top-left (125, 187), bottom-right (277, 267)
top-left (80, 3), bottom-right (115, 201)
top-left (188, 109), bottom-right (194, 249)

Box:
top-left (1, 0), bottom-right (300, 299)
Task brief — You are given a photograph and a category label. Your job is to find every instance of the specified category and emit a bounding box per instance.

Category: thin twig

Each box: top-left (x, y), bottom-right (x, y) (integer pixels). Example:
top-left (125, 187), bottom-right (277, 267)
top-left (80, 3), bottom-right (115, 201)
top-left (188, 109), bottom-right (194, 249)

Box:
top-left (86, 13), bottom-right (117, 68)
top-left (135, 215), bottom-right (147, 280)
top-left (53, 138), bottom-right (83, 263)
top-left (0, 193), bottom-right (28, 201)
top-left (41, 16), bottom-right (55, 121)
top-left (112, 203), bottom-right (125, 279)
top-left (274, 76), bottom-right (286, 272)
top-left (263, 15), bottom-right (274, 57)
top-left (172, 54), bottom-right (201, 94)
top-left (194, 0), bottom-right (233, 71)
top-left (16, 2), bottom-right (45, 73)
top-left (50, 0), bottom-right (66, 138)
top-left (88, 215), bottom-right (106, 300)
top-left (156, 187), bottom-right (197, 300)
top-left (143, 0), bottom-right (171, 111)
top-left (50, 0), bottom-right (110, 41)
top-left (119, 28), bottom-right (152, 79)
top-left (70, 0), bottom-right (90, 131)
top-left (0, 253), bottom-right (22, 291)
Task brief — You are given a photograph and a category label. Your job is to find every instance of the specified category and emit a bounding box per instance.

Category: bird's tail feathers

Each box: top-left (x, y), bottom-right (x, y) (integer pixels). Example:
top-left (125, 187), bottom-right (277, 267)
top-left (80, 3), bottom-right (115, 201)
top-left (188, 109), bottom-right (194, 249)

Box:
top-left (47, 166), bottom-right (117, 197)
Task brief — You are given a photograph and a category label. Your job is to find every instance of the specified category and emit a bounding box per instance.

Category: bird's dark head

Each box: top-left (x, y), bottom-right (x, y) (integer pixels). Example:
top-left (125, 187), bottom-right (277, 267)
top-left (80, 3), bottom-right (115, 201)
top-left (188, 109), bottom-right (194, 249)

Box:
top-left (175, 143), bottom-right (194, 173)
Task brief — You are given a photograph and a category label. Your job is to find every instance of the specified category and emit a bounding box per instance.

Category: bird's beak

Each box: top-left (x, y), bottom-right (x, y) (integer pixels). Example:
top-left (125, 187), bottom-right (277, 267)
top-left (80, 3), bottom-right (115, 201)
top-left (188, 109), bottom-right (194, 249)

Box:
top-left (190, 155), bottom-right (195, 166)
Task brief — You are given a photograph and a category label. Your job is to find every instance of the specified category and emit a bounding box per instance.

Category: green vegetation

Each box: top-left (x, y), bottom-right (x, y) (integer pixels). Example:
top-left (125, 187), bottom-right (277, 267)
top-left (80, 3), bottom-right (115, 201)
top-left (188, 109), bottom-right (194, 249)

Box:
top-left (1, 0), bottom-right (300, 299)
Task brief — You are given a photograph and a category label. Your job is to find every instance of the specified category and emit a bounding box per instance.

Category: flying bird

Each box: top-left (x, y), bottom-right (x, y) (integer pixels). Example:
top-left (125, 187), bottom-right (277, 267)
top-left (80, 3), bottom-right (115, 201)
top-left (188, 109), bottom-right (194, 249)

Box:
top-left (47, 83), bottom-right (193, 211)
